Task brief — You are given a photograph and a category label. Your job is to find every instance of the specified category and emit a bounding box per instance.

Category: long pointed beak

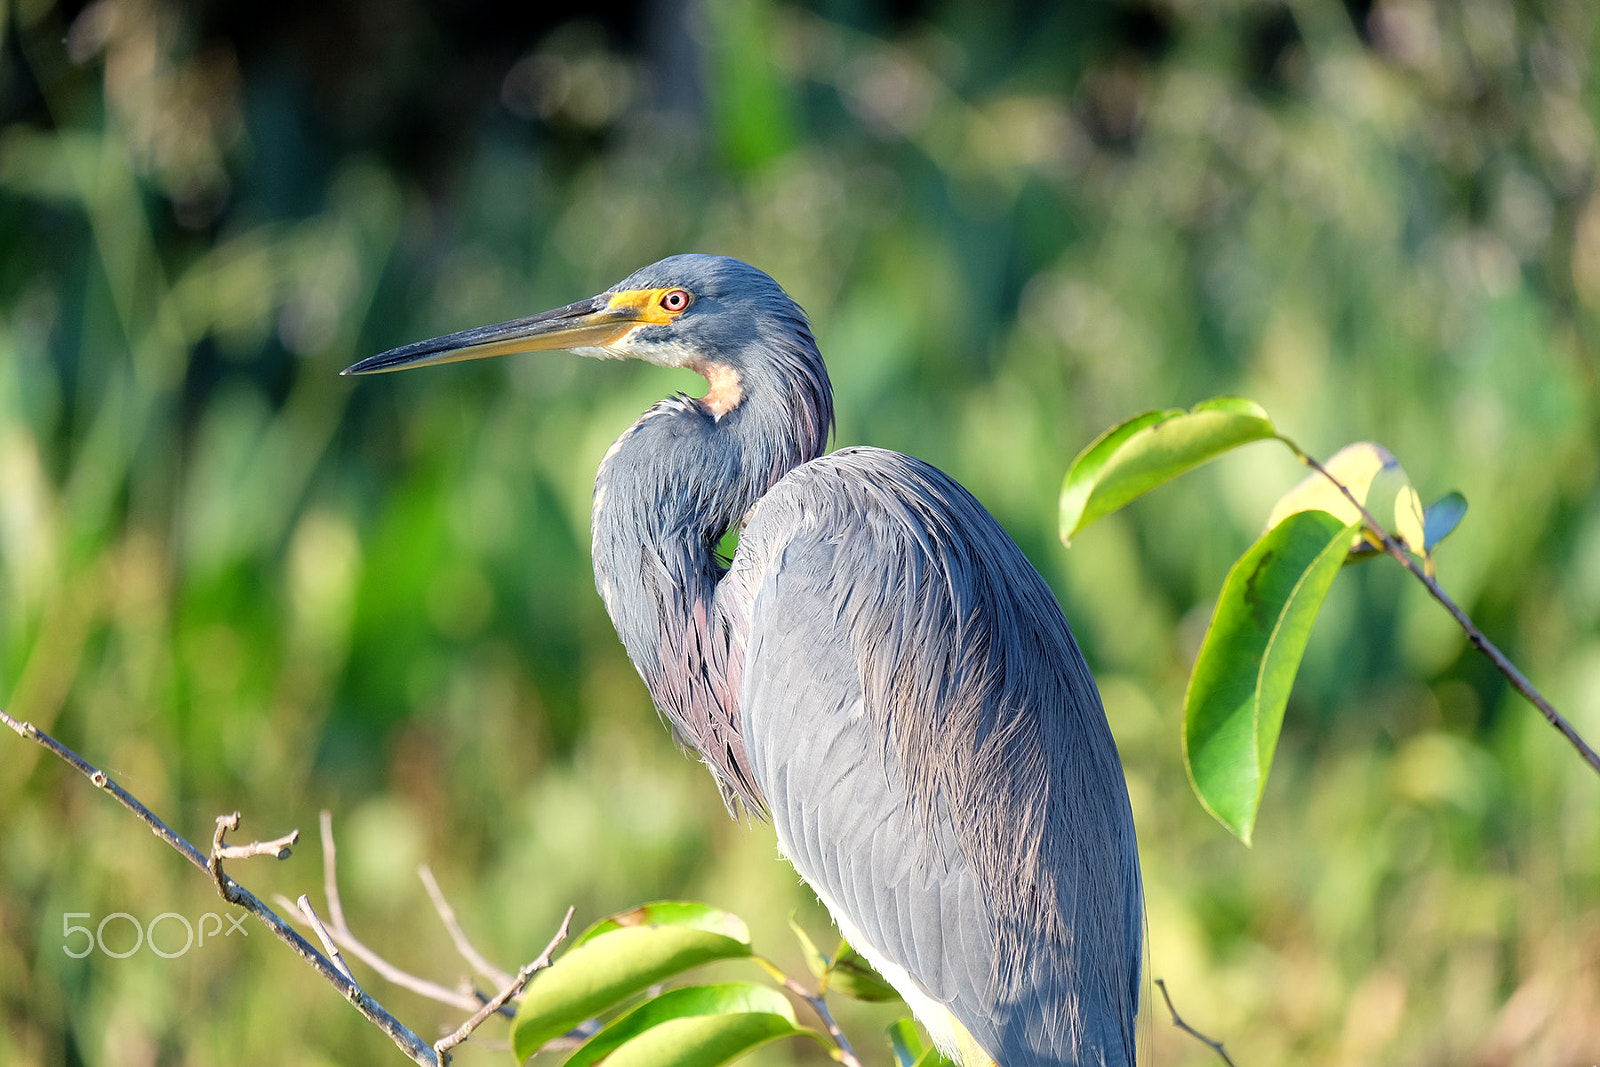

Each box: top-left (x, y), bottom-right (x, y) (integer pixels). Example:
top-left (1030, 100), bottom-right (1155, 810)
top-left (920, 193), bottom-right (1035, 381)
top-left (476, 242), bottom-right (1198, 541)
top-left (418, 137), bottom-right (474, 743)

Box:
top-left (341, 294), bottom-right (640, 375)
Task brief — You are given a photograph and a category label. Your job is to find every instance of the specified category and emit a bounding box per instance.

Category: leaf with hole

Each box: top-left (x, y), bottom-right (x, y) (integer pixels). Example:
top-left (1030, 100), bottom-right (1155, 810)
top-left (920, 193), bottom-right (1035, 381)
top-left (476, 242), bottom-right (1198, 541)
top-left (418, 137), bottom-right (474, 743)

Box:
top-left (1060, 397), bottom-right (1278, 544)
top-left (1183, 509), bottom-right (1358, 843)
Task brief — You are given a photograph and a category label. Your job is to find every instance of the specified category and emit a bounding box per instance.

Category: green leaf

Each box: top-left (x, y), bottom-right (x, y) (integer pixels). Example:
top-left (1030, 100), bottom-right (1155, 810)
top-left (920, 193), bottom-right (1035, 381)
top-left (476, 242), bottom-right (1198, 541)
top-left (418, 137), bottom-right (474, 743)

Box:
top-left (572, 901), bottom-right (751, 950)
top-left (1423, 491), bottom-right (1468, 552)
top-left (561, 984), bottom-right (798, 1067)
top-left (885, 1020), bottom-right (958, 1067)
top-left (1266, 441), bottom-right (1424, 554)
top-left (592, 1012), bottom-right (812, 1067)
top-left (825, 941), bottom-right (901, 1002)
top-left (1060, 397), bottom-right (1278, 544)
top-left (510, 909), bottom-right (754, 1060)
top-left (786, 914), bottom-right (829, 980)
top-left (783, 918), bottom-right (899, 1001)
top-left (1183, 509), bottom-right (1358, 844)
top-left (887, 1018), bottom-right (927, 1067)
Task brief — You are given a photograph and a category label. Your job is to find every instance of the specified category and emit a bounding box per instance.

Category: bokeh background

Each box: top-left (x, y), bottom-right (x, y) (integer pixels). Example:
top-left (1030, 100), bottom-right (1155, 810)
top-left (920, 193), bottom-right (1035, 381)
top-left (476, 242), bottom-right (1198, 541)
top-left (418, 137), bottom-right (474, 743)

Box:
top-left (2, 0), bottom-right (1598, 1063)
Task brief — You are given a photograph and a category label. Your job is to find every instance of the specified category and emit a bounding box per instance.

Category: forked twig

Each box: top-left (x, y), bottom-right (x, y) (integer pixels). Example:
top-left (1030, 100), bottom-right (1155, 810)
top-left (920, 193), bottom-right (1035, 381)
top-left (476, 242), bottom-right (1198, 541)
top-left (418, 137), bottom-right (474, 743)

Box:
top-left (1154, 978), bottom-right (1236, 1066)
top-left (274, 813), bottom-right (501, 1014)
top-left (209, 812), bottom-right (298, 899)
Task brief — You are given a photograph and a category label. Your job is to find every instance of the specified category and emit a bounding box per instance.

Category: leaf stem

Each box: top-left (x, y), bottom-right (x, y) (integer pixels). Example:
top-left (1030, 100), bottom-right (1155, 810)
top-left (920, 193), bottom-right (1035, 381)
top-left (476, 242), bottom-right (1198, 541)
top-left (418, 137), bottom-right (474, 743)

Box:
top-left (1292, 449), bottom-right (1600, 776)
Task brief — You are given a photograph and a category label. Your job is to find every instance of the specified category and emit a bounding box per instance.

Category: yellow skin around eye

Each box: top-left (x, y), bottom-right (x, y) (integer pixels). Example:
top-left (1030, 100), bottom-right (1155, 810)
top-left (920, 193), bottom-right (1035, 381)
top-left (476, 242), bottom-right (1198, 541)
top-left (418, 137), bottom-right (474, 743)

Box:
top-left (607, 287), bottom-right (692, 324)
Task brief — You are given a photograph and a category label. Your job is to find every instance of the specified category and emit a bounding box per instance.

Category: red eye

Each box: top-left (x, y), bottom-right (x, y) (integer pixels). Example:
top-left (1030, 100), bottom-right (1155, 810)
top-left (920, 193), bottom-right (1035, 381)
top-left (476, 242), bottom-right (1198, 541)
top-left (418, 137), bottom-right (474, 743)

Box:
top-left (661, 289), bottom-right (691, 312)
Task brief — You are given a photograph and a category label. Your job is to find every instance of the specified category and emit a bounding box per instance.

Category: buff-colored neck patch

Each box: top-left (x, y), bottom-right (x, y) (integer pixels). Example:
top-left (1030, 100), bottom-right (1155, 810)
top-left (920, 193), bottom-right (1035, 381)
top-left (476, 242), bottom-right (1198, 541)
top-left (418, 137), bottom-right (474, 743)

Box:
top-left (696, 361), bottom-right (744, 417)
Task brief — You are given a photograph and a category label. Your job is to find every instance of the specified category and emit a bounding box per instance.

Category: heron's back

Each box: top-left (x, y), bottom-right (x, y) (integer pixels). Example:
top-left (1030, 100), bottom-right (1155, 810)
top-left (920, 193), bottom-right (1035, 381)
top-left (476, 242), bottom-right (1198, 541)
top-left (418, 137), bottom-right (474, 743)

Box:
top-left (722, 446), bottom-right (1141, 1066)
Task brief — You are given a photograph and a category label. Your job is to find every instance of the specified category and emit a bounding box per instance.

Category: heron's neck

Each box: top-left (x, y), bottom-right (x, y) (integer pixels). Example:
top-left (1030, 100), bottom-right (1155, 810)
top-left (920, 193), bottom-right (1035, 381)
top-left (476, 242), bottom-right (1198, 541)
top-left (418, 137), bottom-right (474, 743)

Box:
top-left (587, 334), bottom-right (832, 810)
top-left (587, 399), bottom-right (786, 810)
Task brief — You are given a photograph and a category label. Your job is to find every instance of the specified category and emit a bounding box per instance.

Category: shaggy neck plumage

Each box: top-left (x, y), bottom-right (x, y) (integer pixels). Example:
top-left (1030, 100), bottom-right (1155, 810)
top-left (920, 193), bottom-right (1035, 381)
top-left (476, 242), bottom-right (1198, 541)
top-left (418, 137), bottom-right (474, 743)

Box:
top-left (591, 327), bottom-right (832, 811)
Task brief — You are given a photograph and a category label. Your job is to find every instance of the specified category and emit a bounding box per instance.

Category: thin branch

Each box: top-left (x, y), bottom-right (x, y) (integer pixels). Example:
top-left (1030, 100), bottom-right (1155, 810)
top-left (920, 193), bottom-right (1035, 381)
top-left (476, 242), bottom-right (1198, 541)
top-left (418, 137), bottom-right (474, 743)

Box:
top-left (320, 809), bottom-right (351, 931)
top-left (1294, 451), bottom-right (1600, 777)
top-left (776, 973), bottom-right (864, 1067)
top-left (1154, 978), bottom-right (1236, 1067)
top-left (299, 894), bottom-right (363, 989)
top-left (0, 707), bottom-right (439, 1066)
top-left (434, 906), bottom-right (574, 1061)
top-left (419, 864), bottom-right (514, 990)
top-left (2, 706), bottom-right (210, 871)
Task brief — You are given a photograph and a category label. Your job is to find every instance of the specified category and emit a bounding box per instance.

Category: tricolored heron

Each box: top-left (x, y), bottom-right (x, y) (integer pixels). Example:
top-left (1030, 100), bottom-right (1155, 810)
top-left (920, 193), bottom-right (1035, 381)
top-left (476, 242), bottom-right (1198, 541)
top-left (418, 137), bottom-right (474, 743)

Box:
top-left (344, 255), bottom-right (1142, 1067)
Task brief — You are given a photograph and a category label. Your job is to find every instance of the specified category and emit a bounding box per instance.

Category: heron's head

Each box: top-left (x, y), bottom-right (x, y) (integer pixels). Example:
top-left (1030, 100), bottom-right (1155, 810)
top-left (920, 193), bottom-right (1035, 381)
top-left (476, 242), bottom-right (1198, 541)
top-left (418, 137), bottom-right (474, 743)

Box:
top-left (343, 254), bottom-right (823, 420)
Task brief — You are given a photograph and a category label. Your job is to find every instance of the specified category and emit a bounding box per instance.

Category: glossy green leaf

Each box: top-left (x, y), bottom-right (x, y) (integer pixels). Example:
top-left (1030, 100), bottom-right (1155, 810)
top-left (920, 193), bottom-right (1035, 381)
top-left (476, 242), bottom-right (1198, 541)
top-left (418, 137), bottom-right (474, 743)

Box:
top-left (825, 941), bottom-right (900, 1002)
top-left (1183, 509), bottom-right (1359, 844)
top-left (1423, 491), bottom-right (1468, 552)
top-left (593, 1011), bottom-right (812, 1067)
top-left (510, 911), bottom-right (753, 1060)
top-left (572, 901), bottom-right (751, 950)
top-left (1060, 397), bottom-right (1278, 544)
top-left (561, 984), bottom-right (798, 1067)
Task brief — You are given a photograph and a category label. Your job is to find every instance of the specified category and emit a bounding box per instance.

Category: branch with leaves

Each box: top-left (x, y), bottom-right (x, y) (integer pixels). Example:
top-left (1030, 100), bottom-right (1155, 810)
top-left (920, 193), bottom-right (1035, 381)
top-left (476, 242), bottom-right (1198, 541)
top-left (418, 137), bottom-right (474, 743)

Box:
top-left (1060, 397), bottom-right (1600, 842)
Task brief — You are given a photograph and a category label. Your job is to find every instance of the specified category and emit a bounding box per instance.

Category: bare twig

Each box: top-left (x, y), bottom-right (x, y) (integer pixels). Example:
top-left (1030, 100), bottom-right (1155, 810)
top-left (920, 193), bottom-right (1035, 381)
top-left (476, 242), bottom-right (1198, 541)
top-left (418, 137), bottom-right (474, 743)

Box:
top-left (208, 812), bottom-right (298, 897)
top-left (1294, 451), bottom-right (1600, 776)
top-left (320, 809), bottom-right (351, 931)
top-left (0, 707), bottom-right (439, 1066)
top-left (273, 813), bottom-right (503, 1014)
top-left (419, 865), bottom-right (514, 990)
top-left (1154, 978), bottom-right (1236, 1067)
top-left (299, 894), bottom-right (363, 990)
top-left (434, 906), bottom-right (574, 1061)
top-left (224, 830), bottom-right (301, 856)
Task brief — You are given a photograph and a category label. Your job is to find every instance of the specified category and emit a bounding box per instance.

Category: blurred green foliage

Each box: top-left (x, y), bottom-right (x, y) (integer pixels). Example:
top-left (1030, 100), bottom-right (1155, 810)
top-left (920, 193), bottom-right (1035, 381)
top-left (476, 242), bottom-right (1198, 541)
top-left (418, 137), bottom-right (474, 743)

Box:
top-left (1, 0), bottom-right (1597, 1064)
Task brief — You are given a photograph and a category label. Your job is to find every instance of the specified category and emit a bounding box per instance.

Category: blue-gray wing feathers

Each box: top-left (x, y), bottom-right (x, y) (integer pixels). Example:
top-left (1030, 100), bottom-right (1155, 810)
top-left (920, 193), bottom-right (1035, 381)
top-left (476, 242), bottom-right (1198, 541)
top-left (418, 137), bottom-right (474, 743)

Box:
top-left (722, 446), bottom-right (1140, 1067)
